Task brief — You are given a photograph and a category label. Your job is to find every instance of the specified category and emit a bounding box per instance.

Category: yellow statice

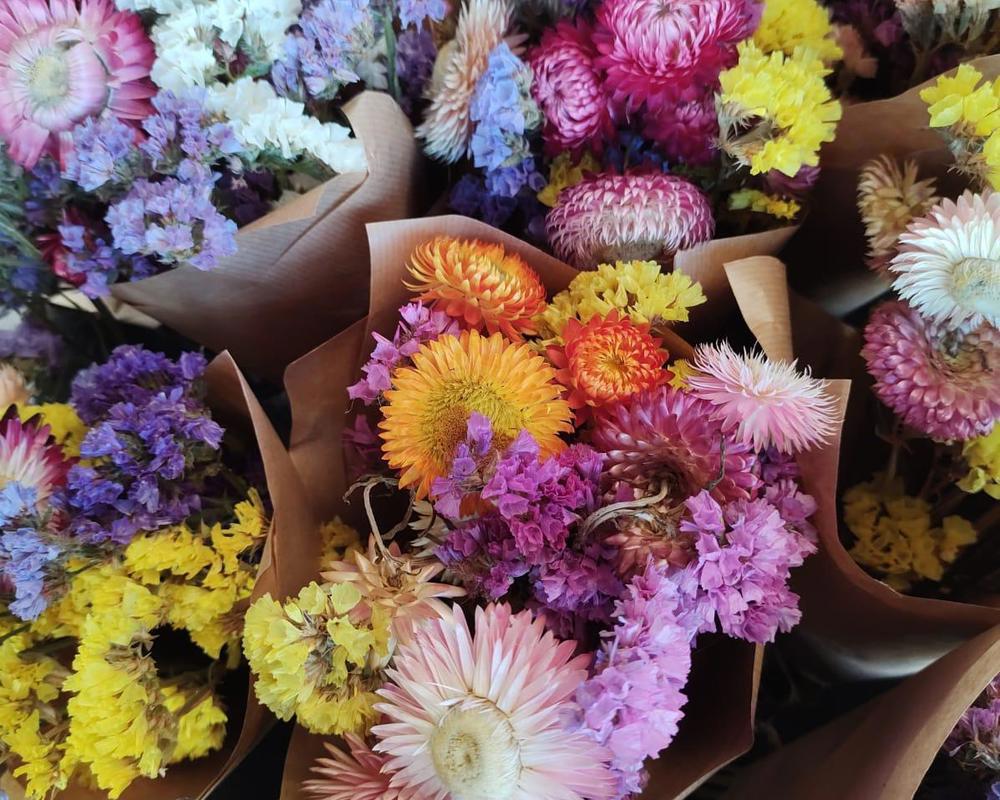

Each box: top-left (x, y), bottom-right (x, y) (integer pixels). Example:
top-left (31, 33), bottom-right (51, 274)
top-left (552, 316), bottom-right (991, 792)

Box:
top-left (536, 260), bottom-right (706, 340)
top-left (32, 562), bottom-right (136, 640)
top-left (321, 517), bottom-right (362, 565)
top-left (844, 476), bottom-right (978, 591)
top-left (243, 581), bottom-right (390, 735)
top-left (719, 42), bottom-right (842, 176)
top-left (667, 358), bottom-right (696, 390)
top-left (162, 685), bottom-right (228, 763)
top-left (537, 151), bottom-right (601, 207)
top-left (19, 403), bottom-right (87, 457)
top-left (728, 188), bottom-right (803, 220)
top-left (959, 426), bottom-right (1000, 499)
top-left (754, 0), bottom-right (843, 62)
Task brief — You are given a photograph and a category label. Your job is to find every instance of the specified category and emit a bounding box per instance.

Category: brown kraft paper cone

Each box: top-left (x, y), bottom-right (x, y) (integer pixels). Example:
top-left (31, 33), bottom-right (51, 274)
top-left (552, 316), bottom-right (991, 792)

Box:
top-left (111, 93), bottom-right (424, 379)
top-left (785, 54), bottom-right (1000, 317)
top-left (724, 623), bottom-right (1000, 800)
top-left (278, 224), bottom-right (847, 799)
top-left (1, 353), bottom-right (318, 800)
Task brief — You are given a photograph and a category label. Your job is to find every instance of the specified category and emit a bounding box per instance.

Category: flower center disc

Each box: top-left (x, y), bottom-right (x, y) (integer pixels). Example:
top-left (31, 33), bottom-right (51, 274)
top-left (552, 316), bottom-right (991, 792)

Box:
top-left (429, 697), bottom-right (521, 800)
top-left (28, 50), bottom-right (71, 106)
top-left (953, 256), bottom-right (1000, 320)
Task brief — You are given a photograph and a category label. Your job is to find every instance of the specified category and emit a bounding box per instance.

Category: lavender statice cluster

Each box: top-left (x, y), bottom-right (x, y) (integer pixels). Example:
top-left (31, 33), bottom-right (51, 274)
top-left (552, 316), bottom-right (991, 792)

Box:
top-left (0, 319), bottom-right (62, 364)
top-left (57, 222), bottom-right (156, 298)
top-left (58, 346), bottom-right (224, 546)
top-left (139, 90), bottom-right (241, 177)
top-left (396, 0), bottom-right (447, 29)
top-left (0, 483), bottom-right (62, 621)
top-left (396, 28), bottom-right (437, 115)
top-left (945, 675), bottom-right (1000, 779)
top-left (62, 117), bottom-right (142, 192)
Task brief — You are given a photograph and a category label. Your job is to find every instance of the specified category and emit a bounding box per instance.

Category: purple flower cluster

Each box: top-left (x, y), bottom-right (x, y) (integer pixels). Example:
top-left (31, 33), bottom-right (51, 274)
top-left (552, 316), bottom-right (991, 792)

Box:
top-left (573, 562), bottom-right (692, 798)
top-left (396, 28), bottom-right (437, 115)
top-left (343, 414), bottom-right (383, 482)
top-left (63, 117), bottom-right (141, 192)
top-left (397, 0), bottom-right (447, 29)
top-left (0, 319), bottom-right (62, 363)
top-left (0, 483), bottom-right (62, 620)
top-left (348, 302), bottom-right (460, 404)
top-left (106, 173), bottom-right (238, 271)
top-left (139, 90), bottom-right (241, 177)
top-left (70, 344), bottom-right (207, 425)
top-left (945, 676), bottom-right (1000, 776)
top-left (58, 222), bottom-right (156, 298)
top-left (666, 490), bottom-right (816, 644)
top-left (469, 44), bottom-right (539, 175)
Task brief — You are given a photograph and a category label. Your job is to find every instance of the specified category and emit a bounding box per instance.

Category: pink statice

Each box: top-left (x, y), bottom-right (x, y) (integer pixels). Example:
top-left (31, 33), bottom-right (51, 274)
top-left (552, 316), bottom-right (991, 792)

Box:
top-left (348, 302), bottom-right (460, 404)
top-left (642, 90), bottom-right (718, 166)
top-left (754, 449), bottom-right (818, 542)
top-left (429, 411), bottom-right (495, 519)
top-left (343, 414), bottom-right (382, 482)
top-left (945, 675), bottom-right (1000, 777)
top-left (535, 539), bottom-right (624, 627)
top-left (572, 562), bottom-right (692, 798)
top-left (667, 490), bottom-right (816, 644)
top-left (529, 19), bottom-right (615, 155)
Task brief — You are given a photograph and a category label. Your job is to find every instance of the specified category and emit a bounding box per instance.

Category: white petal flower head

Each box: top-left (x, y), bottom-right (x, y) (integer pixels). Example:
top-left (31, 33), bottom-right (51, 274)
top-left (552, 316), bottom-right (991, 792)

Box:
top-left (891, 191), bottom-right (1000, 329)
top-left (150, 5), bottom-right (220, 91)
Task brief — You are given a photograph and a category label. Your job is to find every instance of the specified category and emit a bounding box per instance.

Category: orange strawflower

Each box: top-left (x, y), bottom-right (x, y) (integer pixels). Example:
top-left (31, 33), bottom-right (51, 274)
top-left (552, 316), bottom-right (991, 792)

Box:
top-left (405, 236), bottom-right (548, 340)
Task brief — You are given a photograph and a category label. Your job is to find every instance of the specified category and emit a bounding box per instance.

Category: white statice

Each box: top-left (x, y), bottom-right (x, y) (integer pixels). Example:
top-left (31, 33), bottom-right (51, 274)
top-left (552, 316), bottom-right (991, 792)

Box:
top-left (115, 0), bottom-right (189, 11)
top-left (206, 78), bottom-right (367, 173)
top-left (150, 4), bottom-right (222, 92)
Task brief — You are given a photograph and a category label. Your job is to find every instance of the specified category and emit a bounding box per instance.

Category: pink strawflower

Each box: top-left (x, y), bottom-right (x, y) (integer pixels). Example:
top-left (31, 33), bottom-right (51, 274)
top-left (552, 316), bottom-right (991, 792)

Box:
top-left (862, 300), bottom-right (1000, 441)
top-left (667, 490), bottom-right (815, 644)
top-left (591, 385), bottom-right (759, 504)
top-left (593, 0), bottom-right (761, 112)
top-left (0, 411), bottom-right (72, 507)
top-left (546, 172), bottom-right (715, 268)
top-left (573, 562), bottom-right (692, 797)
top-left (688, 342), bottom-right (838, 454)
top-left (642, 90), bottom-right (719, 166)
top-left (529, 19), bottom-right (615, 156)
top-left (304, 734), bottom-right (415, 800)
top-left (373, 603), bottom-right (616, 800)
top-left (0, 0), bottom-right (155, 168)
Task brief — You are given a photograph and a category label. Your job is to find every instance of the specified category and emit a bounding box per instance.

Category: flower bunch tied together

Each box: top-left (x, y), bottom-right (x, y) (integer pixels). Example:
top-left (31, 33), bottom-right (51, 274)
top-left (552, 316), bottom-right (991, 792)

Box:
top-left (0, 342), bottom-right (269, 799)
top-left (245, 233), bottom-right (839, 800)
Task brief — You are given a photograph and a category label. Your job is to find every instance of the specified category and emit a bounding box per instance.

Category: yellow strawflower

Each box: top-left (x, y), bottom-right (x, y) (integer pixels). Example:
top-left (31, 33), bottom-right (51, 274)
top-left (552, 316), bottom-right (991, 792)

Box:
top-left (719, 42), bottom-right (842, 176)
top-left (667, 358), bottom-right (696, 390)
top-left (728, 188), bottom-right (803, 220)
top-left (959, 426), bottom-right (1000, 499)
top-left (537, 151), bottom-right (601, 207)
top-left (754, 0), bottom-right (843, 62)
top-left (19, 403), bottom-right (86, 457)
top-left (844, 475), bottom-right (978, 591)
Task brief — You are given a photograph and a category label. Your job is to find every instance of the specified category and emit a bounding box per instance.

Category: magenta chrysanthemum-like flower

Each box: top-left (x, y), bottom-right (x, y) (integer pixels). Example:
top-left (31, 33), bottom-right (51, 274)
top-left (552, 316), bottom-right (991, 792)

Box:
top-left (593, 0), bottom-right (761, 111)
top-left (529, 20), bottom-right (614, 155)
top-left (546, 173), bottom-right (715, 268)
top-left (591, 385), bottom-right (759, 503)
top-left (688, 342), bottom-right (838, 454)
top-left (304, 734), bottom-right (414, 800)
top-left (373, 603), bottom-right (616, 800)
top-left (0, 0), bottom-right (155, 168)
top-left (862, 300), bottom-right (1000, 441)
top-left (642, 90), bottom-right (719, 166)
top-left (0, 411), bottom-right (72, 507)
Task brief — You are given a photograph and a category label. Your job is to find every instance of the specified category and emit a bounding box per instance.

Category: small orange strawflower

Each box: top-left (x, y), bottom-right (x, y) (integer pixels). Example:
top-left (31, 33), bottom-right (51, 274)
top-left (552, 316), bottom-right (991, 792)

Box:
top-left (548, 311), bottom-right (668, 420)
top-left (380, 330), bottom-right (572, 498)
top-left (405, 236), bottom-right (548, 340)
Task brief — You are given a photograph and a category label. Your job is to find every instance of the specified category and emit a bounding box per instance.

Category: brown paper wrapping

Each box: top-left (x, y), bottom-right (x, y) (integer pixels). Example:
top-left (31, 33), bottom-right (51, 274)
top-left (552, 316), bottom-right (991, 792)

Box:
top-left (786, 54), bottom-right (1000, 317)
top-left (726, 624), bottom-right (1000, 800)
top-left (111, 92), bottom-right (424, 379)
top-left (278, 221), bottom-right (847, 798)
top-left (5, 352), bottom-right (318, 800)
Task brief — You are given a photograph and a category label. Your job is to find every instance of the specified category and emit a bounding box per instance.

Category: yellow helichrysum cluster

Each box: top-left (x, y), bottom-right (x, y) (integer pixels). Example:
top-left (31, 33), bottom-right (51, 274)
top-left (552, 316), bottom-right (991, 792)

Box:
top-left (959, 425), bottom-right (1000, 499)
top-left (718, 41), bottom-right (842, 177)
top-left (754, 0), bottom-right (843, 63)
top-left (728, 188), bottom-right (803, 221)
top-left (537, 151), bottom-right (601, 208)
top-left (536, 260), bottom-right (706, 341)
top-left (243, 581), bottom-right (391, 735)
top-left (844, 476), bottom-right (978, 591)
top-left (921, 63), bottom-right (1000, 190)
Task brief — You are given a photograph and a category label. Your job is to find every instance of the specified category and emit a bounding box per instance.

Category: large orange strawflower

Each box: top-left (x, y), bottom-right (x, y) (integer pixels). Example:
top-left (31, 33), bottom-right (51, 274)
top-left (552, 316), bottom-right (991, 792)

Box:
top-left (405, 236), bottom-right (548, 340)
top-left (380, 331), bottom-right (572, 498)
top-left (548, 311), bottom-right (668, 420)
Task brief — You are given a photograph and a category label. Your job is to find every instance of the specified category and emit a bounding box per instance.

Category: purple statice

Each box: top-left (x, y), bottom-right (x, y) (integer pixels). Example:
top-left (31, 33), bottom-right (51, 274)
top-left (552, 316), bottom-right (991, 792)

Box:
top-left (348, 302), bottom-right (460, 404)
top-left (438, 513), bottom-right (529, 599)
top-left (0, 483), bottom-right (61, 621)
top-left (24, 161), bottom-right (63, 227)
top-left (59, 390), bottom-right (224, 544)
top-left (534, 539), bottom-right (622, 624)
top-left (572, 562), bottom-right (693, 798)
top-left (448, 174), bottom-right (519, 228)
top-left (140, 89), bottom-right (240, 175)
top-left (753, 448), bottom-right (818, 542)
top-left (666, 490), bottom-right (817, 644)
top-left (396, 28), bottom-right (437, 115)
top-left (397, 0), bottom-right (447, 28)
top-left (106, 173), bottom-right (237, 271)
top-left (945, 675), bottom-right (1000, 776)
top-left (484, 156), bottom-right (546, 200)
top-left (431, 412), bottom-right (494, 519)
top-left (0, 319), bottom-right (62, 363)
top-left (215, 168), bottom-right (280, 227)
top-left (62, 117), bottom-right (141, 191)
top-left (70, 344), bottom-right (207, 425)
top-left (343, 413), bottom-right (383, 482)
top-left (57, 222), bottom-right (151, 299)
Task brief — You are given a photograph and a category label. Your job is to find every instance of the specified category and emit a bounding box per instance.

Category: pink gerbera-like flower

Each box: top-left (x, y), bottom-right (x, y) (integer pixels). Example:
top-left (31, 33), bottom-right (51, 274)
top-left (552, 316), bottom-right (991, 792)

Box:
top-left (529, 19), bottom-right (615, 155)
top-left (546, 172), bottom-right (715, 268)
top-left (0, 410), bottom-right (72, 505)
top-left (0, 0), bottom-right (155, 168)
top-left (687, 342), bottom-right (838, 454)
top-left (593, 0), bottom-right (761, 111)
top-left (862, 300), bottom-right (1000, 441)
top-left (642, 89), bottom-right (719, 166)
top-left (304, 734), bottom-right (415, 800)
top-left (373, 603), bottom-right (616, 800)
top-left (591, 385), bottom-right (759, 503)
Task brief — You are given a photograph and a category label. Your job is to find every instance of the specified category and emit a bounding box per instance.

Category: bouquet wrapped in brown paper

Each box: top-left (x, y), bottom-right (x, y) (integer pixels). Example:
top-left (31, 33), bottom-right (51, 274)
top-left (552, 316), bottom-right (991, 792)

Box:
top-left (0, 349), bottom-right (316, 800)
top-left (263, 215), bottom-right (847, 799)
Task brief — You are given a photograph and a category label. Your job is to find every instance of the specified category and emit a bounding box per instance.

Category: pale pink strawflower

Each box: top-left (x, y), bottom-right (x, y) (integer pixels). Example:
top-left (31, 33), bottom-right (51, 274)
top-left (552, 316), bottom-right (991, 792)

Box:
top-left (305, 734), bottom-right (415, 800)
top-left (529, 19), bottom-right (614, 155)
top-left (890, 191), bottom-right (1000, 330)
top-left (0, 0), bottom-right (155, 168)
top-left (546, 172), bottom-right (715, 268)
top-left (373, 603), bottom-right (616, 800)
top-left (0, 412), bottom-right (72, 505)
top-left (862, 300), bottom-right (1000, 441)
top-left (593, 0), bottom-right (761, 112)
top-left (417, 0), bottom-right (513, 163)
top-left (0, 365), bottom-right (29, 410)
top-left (688, 342), bottom-right (838, 454)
